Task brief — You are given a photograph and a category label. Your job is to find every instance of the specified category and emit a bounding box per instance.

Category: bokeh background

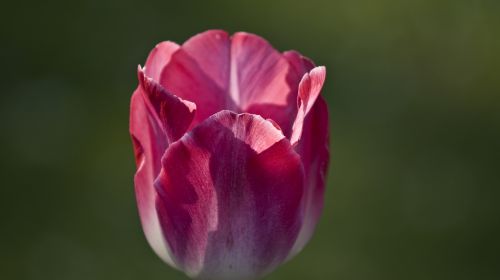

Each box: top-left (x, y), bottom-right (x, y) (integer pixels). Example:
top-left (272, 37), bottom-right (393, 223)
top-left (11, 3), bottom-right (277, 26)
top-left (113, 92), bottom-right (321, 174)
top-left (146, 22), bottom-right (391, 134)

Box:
top-left (1, 0), bottom-right (499, 279)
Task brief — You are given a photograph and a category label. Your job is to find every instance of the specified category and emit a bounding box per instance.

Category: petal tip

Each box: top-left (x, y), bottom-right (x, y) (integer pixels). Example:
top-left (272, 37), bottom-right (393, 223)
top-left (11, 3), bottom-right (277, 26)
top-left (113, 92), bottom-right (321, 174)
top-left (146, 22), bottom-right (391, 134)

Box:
top-left (311, 66), bottom-right (326, 78)
top-left (184, 29), bottom-right (229, 46)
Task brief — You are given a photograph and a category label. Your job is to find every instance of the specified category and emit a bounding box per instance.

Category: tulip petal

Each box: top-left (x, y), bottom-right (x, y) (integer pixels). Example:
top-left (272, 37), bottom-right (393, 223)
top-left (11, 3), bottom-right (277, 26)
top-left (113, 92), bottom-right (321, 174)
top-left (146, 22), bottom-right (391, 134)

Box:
top-left (287, 96), bottom-right (330, 259)
top-left (144, 41), bottom-right (180, 81)
top-left (160, 30), bottom-right (300, 134)
top-left (283, 50), bottom-right (315, 80)
top-left (155, 110), bottom-right (304, 279)
top-left (286, 65), bottom-right (329, 259)
top-left (243, 51), bottom-right (315, 138)
top-left (130, 66), bottom-right (196, 267)
top-left (232, 33), bottom-right (302, 137)
top-left (160, 30), bottom-right (236, 126)
top-left (290, 66), bottom-right (326, 145)
top-left (130, 89), bottom-right (173, 266)
top-left (230, 32), bottom-right (292, 109)
top-left (138, 66), bottom-right (196, 143)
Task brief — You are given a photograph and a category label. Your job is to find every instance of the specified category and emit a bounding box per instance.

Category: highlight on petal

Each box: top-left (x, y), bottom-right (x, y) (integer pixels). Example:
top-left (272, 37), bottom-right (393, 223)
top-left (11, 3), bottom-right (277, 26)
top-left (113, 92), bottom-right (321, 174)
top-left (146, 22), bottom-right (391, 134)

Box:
top-left (130, 67), bottom-right (196, 267)
top-left (144, 41), bottom-right (180, 81)
top-left (290, 66), bottom-right (326, 145)
top-left (155, 110), bottom-right (305, 280)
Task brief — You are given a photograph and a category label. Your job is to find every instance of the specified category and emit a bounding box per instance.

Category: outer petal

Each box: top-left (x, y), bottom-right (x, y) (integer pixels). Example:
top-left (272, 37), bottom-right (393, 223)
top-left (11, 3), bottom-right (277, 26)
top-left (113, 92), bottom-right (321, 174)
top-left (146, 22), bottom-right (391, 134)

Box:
top-left (144, 41), bottom-right (180, 81)
top-left (290, 66), bottom-right (326, 145)
top-left (138, 66), bottom-right (196, 143)
top-left (155, 111), bottom-right (304, 280)
top-left (287, 96), bottom-right (330, 259)
top-left (130, 67), bottom-right (196, 267)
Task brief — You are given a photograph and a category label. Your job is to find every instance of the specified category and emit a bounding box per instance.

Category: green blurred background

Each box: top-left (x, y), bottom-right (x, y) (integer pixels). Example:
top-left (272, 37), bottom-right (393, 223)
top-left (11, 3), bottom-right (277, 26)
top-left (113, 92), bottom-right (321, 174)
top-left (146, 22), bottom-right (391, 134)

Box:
top-left (1, 0), bottom-right (499, 279)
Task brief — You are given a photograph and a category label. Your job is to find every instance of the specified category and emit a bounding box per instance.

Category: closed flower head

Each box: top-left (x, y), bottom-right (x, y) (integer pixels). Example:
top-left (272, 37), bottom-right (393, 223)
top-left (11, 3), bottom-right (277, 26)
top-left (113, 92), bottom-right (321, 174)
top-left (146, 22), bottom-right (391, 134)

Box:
top-left (130, 30), bottom-right (329, 280)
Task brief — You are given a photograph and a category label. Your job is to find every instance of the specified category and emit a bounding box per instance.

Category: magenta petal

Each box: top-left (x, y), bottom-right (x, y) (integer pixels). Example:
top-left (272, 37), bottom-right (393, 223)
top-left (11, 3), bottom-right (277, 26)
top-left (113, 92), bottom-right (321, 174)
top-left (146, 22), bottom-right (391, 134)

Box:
top-left (130, 88), bottom-right (173, 266)
top-left (130, 67), bottom-right (196, 267)
top-left (283, 50), bottom-right (315, 80)
top-left (290, 66), bottom-right (326, 145)
top-left (232, 34), bottom-right (302, 137)
top-left (230, 32), bottom-right (292, 109)
top-left (138, 66), bottom-right (196, 143)
top-left (286, 66), bottom-right (329, 258)
top-left (181, 30), bottom-right (230, 91)
top-left (288, 96), bottom-right (330, 259)
top-left (160, 30), bottom-right (300, 134)
top-left (243, 51), bottom-right (314, 138)
top-left (144, 41), bottom-right (180, 81)
top-left (155, 111), bottom-right (304, 279)
top-left (159, 30), bottom-right (236, 127)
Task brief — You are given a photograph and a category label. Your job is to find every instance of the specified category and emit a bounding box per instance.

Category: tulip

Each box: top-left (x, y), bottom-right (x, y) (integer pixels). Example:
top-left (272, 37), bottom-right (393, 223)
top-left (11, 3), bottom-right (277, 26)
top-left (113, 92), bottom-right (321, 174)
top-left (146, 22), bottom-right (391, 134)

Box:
top-left (130, 30), bottom-right (329, 280)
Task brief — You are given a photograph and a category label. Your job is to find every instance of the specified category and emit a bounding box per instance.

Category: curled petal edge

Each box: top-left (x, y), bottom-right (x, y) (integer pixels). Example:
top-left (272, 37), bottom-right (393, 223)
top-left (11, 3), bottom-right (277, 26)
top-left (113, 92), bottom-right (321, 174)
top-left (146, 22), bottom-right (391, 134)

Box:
top-left (290, 66), bottom-right (326, 146)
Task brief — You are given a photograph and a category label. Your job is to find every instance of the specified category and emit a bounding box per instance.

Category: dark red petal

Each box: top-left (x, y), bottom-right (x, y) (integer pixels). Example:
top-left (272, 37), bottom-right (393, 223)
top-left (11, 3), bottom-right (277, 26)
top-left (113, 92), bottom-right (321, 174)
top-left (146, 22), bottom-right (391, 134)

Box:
top-left (155, 111), bottom-right (304, 279)
top-left (288, 96), bottom-right (330, 259)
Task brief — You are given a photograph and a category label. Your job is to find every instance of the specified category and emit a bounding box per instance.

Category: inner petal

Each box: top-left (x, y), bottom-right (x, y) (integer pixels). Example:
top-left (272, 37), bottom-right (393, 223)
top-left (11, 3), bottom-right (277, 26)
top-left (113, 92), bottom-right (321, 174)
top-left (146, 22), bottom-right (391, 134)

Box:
top-left (159, 30), bottom-right (300, 132)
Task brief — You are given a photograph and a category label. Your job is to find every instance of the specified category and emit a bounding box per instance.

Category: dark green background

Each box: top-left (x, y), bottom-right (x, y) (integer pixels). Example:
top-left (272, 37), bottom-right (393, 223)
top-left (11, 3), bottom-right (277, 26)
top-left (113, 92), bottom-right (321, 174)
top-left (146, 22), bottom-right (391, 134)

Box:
top-left (1, 0), bottom-right (499, 279)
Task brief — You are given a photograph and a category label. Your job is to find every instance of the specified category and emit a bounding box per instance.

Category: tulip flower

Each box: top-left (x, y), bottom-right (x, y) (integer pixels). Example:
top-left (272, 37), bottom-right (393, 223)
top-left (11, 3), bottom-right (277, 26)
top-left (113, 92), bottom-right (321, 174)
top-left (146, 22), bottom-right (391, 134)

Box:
top-left (130, 30), bottom-right (329, 280)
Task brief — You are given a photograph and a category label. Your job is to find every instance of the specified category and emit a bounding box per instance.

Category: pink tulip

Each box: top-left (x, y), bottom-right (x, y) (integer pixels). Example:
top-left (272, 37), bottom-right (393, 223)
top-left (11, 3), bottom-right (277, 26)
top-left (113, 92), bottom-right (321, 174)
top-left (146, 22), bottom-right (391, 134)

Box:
top-left (130, 30), bottom-right (329, 280)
